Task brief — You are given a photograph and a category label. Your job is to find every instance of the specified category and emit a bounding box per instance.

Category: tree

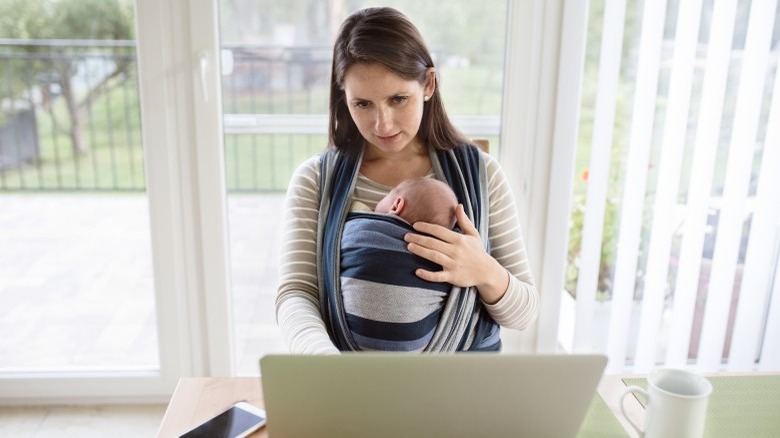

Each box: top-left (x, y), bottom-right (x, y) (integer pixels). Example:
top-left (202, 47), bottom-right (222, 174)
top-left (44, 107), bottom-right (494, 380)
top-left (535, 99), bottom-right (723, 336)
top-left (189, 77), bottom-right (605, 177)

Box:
top-left (0, 0), bottom-right (134, 155)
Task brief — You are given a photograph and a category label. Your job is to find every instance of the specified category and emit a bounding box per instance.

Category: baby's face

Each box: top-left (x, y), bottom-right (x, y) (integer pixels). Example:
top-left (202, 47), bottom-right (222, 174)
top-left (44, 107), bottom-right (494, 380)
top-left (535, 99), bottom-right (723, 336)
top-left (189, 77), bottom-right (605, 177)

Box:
top-left (374, 193), bottom-right (395, 214)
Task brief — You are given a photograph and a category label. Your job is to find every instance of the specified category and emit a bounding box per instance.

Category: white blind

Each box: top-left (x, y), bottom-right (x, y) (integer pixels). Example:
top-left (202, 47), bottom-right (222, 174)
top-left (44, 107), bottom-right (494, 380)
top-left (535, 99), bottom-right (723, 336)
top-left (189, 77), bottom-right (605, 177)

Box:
top-left (636, 0), bottom-right (705, 371)
top-left (572, 0), bottom-right (628, 353)
top-left (612, 0), bottom-right (669, 373)
top-left (730, 19), bottom-right (780, 370)
top-left (696, 0), bottom-right (778, 372)
top-left (563, 0), bottom-right (780, 372)
top-left (664, 0), bottom-right (740, 369)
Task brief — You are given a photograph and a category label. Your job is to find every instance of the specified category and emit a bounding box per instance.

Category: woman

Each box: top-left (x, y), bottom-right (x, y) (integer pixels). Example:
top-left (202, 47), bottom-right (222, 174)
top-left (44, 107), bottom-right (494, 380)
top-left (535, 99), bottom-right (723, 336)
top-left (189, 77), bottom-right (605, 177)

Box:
top-left (275, 6), bottom-right (538, 353)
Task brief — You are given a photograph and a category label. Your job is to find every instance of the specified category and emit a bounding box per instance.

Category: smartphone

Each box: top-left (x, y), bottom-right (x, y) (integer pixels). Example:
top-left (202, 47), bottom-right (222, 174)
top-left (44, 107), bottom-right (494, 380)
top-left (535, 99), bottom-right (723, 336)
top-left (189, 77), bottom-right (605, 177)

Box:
top-left (179, 402), bottom-right (267, 438)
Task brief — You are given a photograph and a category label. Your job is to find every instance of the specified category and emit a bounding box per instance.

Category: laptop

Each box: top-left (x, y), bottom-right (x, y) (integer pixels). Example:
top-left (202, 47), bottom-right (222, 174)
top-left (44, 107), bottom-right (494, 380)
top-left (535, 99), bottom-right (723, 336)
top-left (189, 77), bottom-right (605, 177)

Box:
top-left (259, 353), bottom-right (607, 438)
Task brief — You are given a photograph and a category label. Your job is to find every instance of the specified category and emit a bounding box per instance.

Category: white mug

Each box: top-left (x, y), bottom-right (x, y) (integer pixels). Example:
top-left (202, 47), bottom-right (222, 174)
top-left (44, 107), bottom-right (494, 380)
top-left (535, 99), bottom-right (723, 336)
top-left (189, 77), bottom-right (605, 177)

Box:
top-left (620, 368), bottom-right (712, 438)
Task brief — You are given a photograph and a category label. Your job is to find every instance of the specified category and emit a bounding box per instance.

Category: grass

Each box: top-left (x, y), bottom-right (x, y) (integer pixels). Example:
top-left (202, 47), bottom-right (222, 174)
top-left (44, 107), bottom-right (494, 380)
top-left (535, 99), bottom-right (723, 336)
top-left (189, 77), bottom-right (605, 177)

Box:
top-left (224, 134), bottom-right (327, 192)
top-left (1, 64), bottom-right (504, 193)
top-left (1, 78), bottom-right (146, 191)
top-left (1, 145), bottom-right (145, 191)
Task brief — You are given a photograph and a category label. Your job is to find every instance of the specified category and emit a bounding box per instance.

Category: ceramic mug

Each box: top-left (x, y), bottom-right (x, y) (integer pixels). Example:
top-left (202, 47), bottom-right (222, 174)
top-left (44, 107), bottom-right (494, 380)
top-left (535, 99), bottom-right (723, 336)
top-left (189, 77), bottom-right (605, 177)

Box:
top-left (620, 368), bottom-right (712, 438)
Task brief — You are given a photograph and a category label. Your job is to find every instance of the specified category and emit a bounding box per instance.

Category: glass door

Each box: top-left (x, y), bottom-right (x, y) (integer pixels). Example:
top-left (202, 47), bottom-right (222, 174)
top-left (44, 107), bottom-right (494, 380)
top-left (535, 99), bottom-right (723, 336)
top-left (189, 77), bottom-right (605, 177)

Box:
top-left (0, 0), bottom-right (160, 374)
top-left (215, 0), bottom-right (511, 374)
top-left (0, 0), bottom-right (213, 401)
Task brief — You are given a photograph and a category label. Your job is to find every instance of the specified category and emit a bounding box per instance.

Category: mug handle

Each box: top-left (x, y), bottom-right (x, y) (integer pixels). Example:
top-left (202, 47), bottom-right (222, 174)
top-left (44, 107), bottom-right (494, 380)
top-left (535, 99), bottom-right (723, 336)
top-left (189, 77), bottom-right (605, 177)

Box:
top-left (620, 385), bottom-right (648, 437)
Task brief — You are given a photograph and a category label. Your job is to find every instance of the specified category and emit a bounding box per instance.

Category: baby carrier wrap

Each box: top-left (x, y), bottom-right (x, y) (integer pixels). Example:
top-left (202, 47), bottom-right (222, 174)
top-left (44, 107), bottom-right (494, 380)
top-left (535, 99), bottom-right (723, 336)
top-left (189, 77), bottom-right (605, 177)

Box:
top-left (317, 143), bottom-right (501, 352)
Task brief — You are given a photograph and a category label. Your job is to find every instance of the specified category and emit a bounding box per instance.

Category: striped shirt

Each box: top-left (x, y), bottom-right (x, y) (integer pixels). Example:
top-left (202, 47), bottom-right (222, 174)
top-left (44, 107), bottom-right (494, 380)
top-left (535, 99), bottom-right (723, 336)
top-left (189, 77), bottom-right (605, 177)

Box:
top-left (276, 150), bottom-right (539, 354)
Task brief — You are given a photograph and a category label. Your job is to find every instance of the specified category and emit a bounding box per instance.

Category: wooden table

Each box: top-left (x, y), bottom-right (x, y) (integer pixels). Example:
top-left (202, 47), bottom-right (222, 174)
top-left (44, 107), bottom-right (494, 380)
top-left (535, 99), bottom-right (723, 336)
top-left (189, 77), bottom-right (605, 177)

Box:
top-left (601, 372), bottom-right (780, 438)
top-left (157, 373), bottom-right (780, 438)
top-left (597, 374), bottom-right (644, 437)
top-left (156, 378), bottom-right (268, 438)
top-left (156, 375), bottom-right (640, 438)
top-left (618, 372), bottom-right (780, 438)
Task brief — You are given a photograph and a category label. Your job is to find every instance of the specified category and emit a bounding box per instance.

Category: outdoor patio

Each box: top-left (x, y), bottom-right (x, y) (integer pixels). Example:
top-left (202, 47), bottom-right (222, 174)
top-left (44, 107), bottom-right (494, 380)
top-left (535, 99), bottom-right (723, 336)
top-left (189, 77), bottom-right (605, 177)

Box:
top-left (0, 193), bottom-right (287, 376)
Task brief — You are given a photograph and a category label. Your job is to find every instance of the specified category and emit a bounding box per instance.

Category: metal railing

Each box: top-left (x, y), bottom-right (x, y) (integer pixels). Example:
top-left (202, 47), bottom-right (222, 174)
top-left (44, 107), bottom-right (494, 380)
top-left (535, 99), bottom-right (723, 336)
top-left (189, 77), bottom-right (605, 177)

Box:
top-left (0, 39), bottom-right (500, 192)
top-left (1, 39), bottom-right (144, 191)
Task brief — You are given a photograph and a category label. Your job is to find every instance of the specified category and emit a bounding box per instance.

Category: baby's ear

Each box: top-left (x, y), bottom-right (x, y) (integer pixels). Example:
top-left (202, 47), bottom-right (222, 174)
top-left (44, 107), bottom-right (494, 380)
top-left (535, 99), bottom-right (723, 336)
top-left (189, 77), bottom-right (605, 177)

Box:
top-left (389, 196), bottom-right (405, 214)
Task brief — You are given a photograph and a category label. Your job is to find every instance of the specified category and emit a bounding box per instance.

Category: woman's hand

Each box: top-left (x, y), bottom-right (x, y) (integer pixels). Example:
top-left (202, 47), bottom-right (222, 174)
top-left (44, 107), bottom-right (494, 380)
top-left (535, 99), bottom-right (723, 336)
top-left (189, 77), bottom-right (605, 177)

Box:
top-left (403, 204), bottom-right (509, 304)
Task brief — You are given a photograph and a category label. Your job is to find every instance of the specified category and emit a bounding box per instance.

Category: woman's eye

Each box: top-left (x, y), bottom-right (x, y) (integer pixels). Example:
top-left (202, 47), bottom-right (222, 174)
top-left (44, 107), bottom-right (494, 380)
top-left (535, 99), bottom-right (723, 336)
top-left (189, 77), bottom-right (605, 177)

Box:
top-left (392, 96), bottom-right (408, 104)
top-left (352, 101), bottom-right (369, 108)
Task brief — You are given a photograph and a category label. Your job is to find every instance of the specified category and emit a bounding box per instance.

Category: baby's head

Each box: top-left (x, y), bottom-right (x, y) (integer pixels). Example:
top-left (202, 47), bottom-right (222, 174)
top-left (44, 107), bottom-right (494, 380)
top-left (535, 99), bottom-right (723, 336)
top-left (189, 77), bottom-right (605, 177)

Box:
top-left (375, 177), bottom-right (458, 228)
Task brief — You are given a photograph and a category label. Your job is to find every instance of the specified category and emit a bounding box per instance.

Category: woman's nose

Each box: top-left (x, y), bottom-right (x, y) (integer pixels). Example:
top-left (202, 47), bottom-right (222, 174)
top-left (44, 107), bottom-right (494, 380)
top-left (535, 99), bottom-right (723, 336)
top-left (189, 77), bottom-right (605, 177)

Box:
top-left (375, 106), bottom-right (393, 133)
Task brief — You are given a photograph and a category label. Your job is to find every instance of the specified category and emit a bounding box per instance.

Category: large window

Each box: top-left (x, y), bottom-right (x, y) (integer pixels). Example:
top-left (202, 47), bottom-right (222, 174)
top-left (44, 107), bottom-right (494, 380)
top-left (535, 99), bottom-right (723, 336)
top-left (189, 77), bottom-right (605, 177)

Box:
top-left (0, 0), bottom-right (159, 373)
top-left (0, 0), bottom-right (215, 404)
top-left (0, 0), bottom-right (515, 401)
top-left (216, 0), bottom-right (511, 374)
top-left (562, 0), bottom-right (780, 372)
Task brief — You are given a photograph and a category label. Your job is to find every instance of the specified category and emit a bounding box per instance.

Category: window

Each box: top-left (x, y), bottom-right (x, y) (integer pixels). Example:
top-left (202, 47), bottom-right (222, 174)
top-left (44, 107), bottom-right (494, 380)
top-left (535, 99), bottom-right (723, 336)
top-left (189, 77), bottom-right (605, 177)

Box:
top-left (561, 0), bottom-right (780, 372)
top-left (0, 0), bottom-right (192, 402)
top-left (216, 0), bottom-right (512, 374)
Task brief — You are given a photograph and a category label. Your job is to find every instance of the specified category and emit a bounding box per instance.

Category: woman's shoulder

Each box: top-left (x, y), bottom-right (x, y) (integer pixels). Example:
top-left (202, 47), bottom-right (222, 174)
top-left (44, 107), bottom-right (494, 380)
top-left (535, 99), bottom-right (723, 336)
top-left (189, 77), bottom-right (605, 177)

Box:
top-left (455, 143), bottom-right (505, 189)
top-left (450, 142), bottom-right (501, 172)
top-left (291, 153), bottom-right (322, 178)
top-left (287, 153), bottom-right (323, 195)
top-left (479, 149), bottom-right (501, 171)
top-left (293, 147), bottom-right (358, 177)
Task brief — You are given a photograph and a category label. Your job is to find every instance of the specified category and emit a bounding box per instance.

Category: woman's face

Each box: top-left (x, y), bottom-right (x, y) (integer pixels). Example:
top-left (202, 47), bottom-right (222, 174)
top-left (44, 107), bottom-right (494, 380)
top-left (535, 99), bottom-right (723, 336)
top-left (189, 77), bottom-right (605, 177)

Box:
top-left (342, 63), bottom-right (434, 155)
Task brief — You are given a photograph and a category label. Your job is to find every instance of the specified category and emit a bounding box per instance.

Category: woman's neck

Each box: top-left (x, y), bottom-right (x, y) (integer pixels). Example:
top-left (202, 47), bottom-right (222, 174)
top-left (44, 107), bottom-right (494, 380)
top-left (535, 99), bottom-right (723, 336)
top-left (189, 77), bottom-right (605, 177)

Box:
top-left (359, 141), bottom-right (432, 187)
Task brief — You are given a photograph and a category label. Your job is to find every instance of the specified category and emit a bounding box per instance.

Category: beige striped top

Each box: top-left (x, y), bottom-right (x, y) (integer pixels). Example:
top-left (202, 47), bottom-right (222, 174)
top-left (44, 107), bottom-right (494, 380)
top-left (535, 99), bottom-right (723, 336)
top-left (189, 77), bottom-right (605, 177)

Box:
top-left (275, 150), bottom-right (539, 354)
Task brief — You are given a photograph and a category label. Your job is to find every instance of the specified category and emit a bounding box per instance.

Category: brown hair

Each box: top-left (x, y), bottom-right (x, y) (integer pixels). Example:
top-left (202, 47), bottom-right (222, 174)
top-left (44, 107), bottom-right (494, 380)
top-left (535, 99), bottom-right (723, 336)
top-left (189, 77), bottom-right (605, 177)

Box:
top-left (328, 7), bottom-right (467, 156)
top-left (386, 177), bottom-right (458, 228)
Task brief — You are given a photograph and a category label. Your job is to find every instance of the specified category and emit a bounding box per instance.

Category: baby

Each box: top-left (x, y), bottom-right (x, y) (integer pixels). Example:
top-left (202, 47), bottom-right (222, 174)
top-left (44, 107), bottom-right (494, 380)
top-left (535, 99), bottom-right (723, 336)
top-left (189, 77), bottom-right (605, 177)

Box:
top-left (340, 177), bottom-right (459, 351)
top-left (353, 177), bottom-right (458, 228)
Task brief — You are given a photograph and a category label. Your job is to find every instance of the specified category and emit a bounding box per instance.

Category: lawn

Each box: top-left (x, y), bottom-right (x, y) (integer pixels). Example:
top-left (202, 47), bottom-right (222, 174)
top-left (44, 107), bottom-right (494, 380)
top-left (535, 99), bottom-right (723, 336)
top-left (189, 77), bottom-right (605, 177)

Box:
top-left (1, 64), bottom-right (504, 193)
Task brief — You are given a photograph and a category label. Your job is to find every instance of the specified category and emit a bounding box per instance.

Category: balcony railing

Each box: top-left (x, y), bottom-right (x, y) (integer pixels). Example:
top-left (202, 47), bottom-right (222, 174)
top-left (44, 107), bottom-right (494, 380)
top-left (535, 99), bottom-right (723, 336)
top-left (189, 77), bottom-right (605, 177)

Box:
top-left (0, 39), bottom-right (500, 193)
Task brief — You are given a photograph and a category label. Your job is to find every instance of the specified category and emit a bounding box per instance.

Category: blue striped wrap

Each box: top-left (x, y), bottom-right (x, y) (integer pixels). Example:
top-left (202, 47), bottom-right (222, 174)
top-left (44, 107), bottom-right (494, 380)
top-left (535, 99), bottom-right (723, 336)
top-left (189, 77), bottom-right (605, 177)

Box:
top-left (317, 143), bottom-right (501, 352)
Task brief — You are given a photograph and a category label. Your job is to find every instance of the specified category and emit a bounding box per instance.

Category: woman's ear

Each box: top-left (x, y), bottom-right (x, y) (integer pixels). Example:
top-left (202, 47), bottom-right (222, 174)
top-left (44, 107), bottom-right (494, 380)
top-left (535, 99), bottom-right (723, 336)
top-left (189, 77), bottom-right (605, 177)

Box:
top-left (424, 67), bottom-right (436, 99)
top-left (389, 197), bottom-right (405, 215)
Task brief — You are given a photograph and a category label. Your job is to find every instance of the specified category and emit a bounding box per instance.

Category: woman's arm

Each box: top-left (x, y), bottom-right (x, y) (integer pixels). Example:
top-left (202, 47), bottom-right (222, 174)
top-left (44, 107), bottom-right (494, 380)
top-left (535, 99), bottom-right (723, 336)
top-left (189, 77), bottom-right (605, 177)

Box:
top-left (275, 156), bottom-right (340, 354)
top-left (480, 154), bottom-right (539, 329)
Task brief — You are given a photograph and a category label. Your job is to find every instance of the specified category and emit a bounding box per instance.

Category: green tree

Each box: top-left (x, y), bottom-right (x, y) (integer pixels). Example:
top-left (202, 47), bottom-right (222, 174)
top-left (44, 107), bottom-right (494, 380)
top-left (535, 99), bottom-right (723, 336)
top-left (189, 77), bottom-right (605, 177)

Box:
top-left (0, 0), bottom-right (134, 155)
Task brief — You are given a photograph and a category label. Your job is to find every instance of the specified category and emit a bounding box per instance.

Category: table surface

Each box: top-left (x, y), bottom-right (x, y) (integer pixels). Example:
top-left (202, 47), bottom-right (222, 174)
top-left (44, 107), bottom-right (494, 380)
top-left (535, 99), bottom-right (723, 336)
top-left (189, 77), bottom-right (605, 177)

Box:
top-left (623, 374), bottom-right (780, 438)
top-left (157, 378), bottom-right (268, 438)
top-left (157, 375), bottom-right (641, 438)
top-left (157, 372), bottom-right (779, 438)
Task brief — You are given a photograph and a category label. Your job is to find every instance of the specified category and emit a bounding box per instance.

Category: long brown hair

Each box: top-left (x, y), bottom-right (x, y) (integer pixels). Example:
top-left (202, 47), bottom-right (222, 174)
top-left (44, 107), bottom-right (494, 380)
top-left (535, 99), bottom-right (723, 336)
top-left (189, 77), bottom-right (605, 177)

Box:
top-left (328, 7), bottom-right (467, 155)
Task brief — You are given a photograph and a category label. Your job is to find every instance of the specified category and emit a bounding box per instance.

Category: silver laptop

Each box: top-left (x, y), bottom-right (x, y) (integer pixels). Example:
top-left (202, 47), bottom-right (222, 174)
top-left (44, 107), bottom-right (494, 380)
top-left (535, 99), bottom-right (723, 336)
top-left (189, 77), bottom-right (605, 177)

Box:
top-left (259, 353), bottom-right (607, 438)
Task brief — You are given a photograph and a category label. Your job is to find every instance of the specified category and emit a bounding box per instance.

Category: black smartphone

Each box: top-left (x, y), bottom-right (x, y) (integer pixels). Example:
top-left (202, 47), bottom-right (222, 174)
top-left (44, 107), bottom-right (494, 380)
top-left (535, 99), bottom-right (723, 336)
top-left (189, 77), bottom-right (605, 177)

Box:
top-left (179, 402), bottom-right (267, 438)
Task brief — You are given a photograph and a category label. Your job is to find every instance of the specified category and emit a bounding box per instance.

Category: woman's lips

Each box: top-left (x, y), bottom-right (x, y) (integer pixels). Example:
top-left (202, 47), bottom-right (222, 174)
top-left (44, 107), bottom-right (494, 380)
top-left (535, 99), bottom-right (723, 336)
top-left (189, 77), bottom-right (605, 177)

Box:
top-left (376, 132), bottom-right (401, 143)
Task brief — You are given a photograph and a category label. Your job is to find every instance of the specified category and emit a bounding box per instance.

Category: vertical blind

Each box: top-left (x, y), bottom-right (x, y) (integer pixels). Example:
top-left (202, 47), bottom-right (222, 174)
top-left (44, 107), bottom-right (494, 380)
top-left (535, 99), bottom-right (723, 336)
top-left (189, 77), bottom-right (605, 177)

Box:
top-left (565, 0), bottom-right (780, 373)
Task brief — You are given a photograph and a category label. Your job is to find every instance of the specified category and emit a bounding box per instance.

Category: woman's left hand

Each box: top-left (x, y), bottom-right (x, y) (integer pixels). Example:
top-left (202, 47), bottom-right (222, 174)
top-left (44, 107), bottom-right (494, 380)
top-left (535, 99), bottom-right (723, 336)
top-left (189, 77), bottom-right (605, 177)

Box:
top-left (404, 204), bottom-right (509, 304)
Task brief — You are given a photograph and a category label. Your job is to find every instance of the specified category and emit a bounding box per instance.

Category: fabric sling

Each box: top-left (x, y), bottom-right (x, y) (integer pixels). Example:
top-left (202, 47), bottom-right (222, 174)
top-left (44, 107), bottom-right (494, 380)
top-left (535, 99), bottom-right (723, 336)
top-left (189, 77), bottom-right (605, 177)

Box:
top-left (340, 213), bottom-right (450, 351)
top-left (316, 143), bottom-right (501, 352)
